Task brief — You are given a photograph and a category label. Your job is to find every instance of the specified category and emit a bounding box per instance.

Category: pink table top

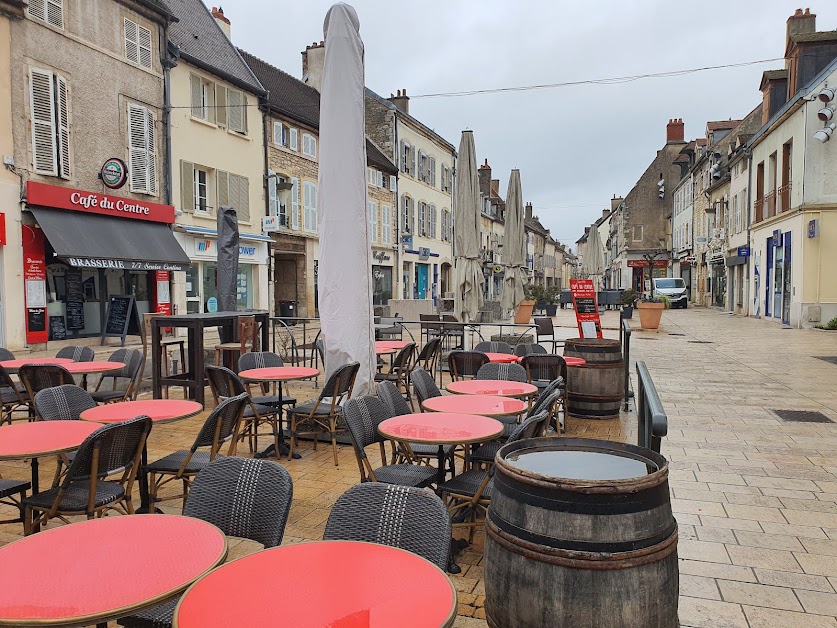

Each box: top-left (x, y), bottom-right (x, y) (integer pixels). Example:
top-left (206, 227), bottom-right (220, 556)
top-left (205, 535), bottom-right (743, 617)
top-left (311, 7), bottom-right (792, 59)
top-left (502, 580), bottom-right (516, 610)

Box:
top-left (483, 352), bottom-right (519, 363)
top-left (445, 380), bottom-right (538, 398)
top-left (173, 541), bottom-right (456, 628)
top-left (378, 412), bottom-right (504, 445)
top-left (564, 356), bottom-right (587, 367)
top-left (422, 394), bottom-right (527, 417)
top-left (375, 346), bottom-right (397, 355)
top-left (0, 420), bottom-right (101, 460)
top-left (375, 340), bottom-right (411, 350)
top-left (0, 358), bottom-right (73, 369)
top-left (63, 361), bottom-right (125, 374)
top-left (239, 366), bottom-right (320, 382)
top-left (80, 399), bottom-right (203, 424)
top-left (0, 515), bottom-right (226, 627)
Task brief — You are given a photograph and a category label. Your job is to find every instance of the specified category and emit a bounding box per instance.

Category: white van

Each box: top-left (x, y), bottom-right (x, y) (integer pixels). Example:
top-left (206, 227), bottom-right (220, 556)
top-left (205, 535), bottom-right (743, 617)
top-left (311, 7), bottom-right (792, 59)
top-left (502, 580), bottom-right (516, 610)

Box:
top-left (652, 277), bottom-right (688, 309)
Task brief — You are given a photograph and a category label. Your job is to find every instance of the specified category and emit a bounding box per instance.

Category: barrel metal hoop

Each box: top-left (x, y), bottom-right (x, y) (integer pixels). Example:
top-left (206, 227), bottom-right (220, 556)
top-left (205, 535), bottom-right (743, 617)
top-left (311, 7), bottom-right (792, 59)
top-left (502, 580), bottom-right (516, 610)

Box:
top-left (486, 514), bottom-right (679, 570)
top-left (494, 472), bottom-right (671, 514)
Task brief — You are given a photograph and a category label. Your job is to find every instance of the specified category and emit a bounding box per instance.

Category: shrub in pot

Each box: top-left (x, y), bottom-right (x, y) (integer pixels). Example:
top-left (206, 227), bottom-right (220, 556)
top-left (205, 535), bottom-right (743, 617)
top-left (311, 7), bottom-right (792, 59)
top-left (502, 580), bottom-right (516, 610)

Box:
top-left (545, 286), bottom-right (560, 317)
top-left (619, 289), bottom-right (639, 319)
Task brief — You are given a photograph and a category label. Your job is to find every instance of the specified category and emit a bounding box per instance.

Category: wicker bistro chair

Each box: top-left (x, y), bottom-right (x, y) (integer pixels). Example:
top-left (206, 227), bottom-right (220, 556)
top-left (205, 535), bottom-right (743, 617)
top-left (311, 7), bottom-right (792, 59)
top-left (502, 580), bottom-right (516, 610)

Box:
top-left (54, 346), bottom-right (95, 362)
top-left (410, 367), bottom-right (441, 411)
top-left (120, 457), bottom-right (293, 628)
top-left (238, 352), bottom-right (297, 409)
top-left (415, 337), bottom-right (443, 378)
top-left (0, 366), bottom-right (31, 425)
top-left (470, 403), bottom-right (556, 467)
top-left (324, 482), bottom-right (451, 571)
top-left (287, 362), bottom-right (360, 465)
top-left (440, 315), bottom-right (465, 350)
top-left (534, 317), bottom-right (562, 352)
top-left (514, 343), bottom-right (548, 357)
top-left (373, 342), bottom-right (416, 407)
top-left (145, 393), bottom-right (248, 512)
top-left (342, 396), bottom-right (436, 489)
top-left (0, 348), bottom-right (14, 361)
top-left (0, 475), bottom-right (30, 525)
top-left (376, 381), bottom-right (455, 473)
top-left (91, 348), bottom-right (144, 404)
top-left (448, 351), bottom-right (489, 381)
top-left (19, 365), bottom-right (75, 417)
top-left (438, 412), bottom-right (549, 543)
top-left (206, 365), bottom-right (282, 457)
top-left (34, 385), bottom-right (97, 485)
top-left (22, 416), bottom-right (151, 535)
top-left (474, 341), bottom-right (513, 355)
top-left (476, 362), bottom-right (527, 382)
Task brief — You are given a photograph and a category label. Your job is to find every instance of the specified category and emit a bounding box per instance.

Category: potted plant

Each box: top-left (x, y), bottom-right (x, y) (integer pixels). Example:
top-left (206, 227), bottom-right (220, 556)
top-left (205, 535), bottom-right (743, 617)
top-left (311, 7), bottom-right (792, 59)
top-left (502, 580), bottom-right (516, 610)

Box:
top-left (516, 285), bottom-right (538, 324)
top-left (636, 294), bottom-right (670, 330)
top-left (620, 289), bottom-right (639, 319)
top-left (544, 287), bottom-right (560, 317)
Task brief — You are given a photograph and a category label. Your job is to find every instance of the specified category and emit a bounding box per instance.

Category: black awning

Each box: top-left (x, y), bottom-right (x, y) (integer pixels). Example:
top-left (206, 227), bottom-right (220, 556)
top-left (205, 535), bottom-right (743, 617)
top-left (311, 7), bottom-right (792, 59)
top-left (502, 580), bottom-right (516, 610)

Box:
top-left (30, 207), bottom-right (191, 272)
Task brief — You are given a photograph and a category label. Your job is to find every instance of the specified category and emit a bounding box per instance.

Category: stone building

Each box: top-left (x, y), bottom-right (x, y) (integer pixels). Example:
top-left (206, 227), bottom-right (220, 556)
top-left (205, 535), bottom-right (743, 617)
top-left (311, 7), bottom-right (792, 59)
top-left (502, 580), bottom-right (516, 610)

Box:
top-left (477, 160), bottom-right (506, 301)
top-left (525, 203), bottom-right (549, 287)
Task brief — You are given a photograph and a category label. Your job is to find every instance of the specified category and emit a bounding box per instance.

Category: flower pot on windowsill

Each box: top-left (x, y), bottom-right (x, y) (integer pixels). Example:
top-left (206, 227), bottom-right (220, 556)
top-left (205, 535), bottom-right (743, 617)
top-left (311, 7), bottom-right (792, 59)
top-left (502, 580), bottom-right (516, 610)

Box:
top-left (514, 300), bottom-right (536, 324)
top-left (636, 301), bottom-right (664, 329)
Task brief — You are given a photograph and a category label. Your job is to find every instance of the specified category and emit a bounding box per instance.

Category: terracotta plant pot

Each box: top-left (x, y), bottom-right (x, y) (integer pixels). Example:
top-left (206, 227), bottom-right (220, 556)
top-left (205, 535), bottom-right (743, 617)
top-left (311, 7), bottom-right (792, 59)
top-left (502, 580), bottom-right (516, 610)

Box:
top-left (636, 301), bottom-right (664, 329)
top-left (514, 300), bottom-right (536, 324)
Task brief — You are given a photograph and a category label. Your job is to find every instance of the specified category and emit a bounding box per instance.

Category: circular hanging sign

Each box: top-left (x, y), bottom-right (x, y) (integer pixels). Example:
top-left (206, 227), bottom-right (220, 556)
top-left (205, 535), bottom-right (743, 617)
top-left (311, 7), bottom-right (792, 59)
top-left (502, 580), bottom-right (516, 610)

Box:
top-left (100, 158), bottom-right (128, 189)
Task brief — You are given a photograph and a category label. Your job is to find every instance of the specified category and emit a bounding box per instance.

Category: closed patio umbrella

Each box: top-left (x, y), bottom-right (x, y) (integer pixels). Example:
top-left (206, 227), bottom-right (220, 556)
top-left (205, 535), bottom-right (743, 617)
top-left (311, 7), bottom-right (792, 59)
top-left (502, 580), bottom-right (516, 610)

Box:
top-left (216, 205), bottom-right (239, 313)
top-left (454, 130), bottom-right (484, 323)
top-left (585, 223), bottom-right (606, 290)
top-left (316, 2), bottom-right (376, 396)
top-left (500, 169), bottom-right (526, 316)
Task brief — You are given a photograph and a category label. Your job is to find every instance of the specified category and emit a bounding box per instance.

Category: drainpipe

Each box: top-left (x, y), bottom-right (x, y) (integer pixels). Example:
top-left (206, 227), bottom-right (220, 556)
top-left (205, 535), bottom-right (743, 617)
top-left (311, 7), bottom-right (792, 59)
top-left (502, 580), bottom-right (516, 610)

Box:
top-left (393, 110), bottom-right (401, 305)
top-left (162, 34), bottom-right (179, 206)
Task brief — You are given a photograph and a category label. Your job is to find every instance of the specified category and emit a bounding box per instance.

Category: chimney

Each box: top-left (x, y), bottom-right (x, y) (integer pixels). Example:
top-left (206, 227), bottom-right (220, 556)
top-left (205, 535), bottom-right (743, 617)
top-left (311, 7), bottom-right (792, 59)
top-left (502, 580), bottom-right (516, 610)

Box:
top-left (611, 195), bottom-right (624, 211)
top-left (525, 202), bottom-right (533, 221)
top-left (478, 159), bottom-right (491, 198)
top-left (602, 209), bottom-right (610, 219)
top-left (786, 8), bottom-right (816, 50)
top-left (301, 41), bottom-right (325, 91)
top-left (211, 6), bottom-right (231, 40)
top-left (388, 89), bottom-right (410, 114)
top-left (584, 226), bottom-right (590, 236)
top-left (666, 118), bottom-right (684, 142)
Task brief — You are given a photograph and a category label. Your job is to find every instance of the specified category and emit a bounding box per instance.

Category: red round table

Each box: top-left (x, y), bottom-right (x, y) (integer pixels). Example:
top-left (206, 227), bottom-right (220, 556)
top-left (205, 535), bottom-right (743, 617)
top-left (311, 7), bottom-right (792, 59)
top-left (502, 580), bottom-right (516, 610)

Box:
top-left (0, 420), bottom-right (100, 495)
top-left (564, 356), bottom-right (587, 367)
top-left (483, 352), bottom-right (519, 363)
top-left (0, 514), bottom-right (226, 627)
top-left (0, 357), bottom-right (73, 369)
top-left (173, 541), bottom-right (457, 628)
top-left (446, 380), bottom-right (538, 398)
top-left (374, 341), bottom-right (399, 356)
top-left (422, 394), bottom-right (526, 417)
top-left (375, 340), bottom-right (411, 350)
top-left (63, 360), bottom-right (125, 374)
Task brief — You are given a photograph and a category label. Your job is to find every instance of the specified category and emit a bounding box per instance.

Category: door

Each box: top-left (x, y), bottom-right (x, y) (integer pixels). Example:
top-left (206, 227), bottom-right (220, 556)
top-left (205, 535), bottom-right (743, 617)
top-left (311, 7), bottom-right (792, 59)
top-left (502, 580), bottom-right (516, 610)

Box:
top-left (782, 232), bottom-right (791, 325)
top-left (773, 242), bottom-right (783, 319)
top-left (185, 264), bottom-right (200, 314)
top-left (765, 238), bottom-right (773, 318)
top-left (416, 263), bottom-right (429, 299)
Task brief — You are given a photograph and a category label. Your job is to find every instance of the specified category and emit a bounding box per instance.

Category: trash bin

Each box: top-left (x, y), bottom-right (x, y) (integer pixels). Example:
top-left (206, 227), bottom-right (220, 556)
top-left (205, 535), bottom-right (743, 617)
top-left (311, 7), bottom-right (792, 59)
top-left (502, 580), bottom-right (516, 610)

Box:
top-left (278, 300), bottom-right (297, 325)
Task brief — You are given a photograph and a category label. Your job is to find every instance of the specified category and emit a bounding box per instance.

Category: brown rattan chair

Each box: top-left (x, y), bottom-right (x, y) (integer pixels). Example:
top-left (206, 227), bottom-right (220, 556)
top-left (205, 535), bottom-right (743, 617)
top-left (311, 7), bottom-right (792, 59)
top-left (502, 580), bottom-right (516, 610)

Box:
top-left (214, 315), bottom-right (258, 368)
top-left (19, 365), bottom-right (75, 418)
top-left (373, 342), bottom-right (415, 407)
top-left (447, 350), bottom-right (489, 381)
top-left (0, 365), bottom-right (31, 425)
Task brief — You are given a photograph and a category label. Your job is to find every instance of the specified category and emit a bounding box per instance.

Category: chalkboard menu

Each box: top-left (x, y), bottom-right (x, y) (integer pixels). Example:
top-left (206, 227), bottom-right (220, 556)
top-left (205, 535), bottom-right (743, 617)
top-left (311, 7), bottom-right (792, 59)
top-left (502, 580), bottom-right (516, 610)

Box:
top-left (575, 298), bottom-right (598, 314)
top-left (65, 269), bottom-right (85, 331)
top-left (27, 308), bottom-right (46, 333)
top-left (50, 316), bottom-right (67, 340)
top-left (101, 295), bottom-right (138, 347)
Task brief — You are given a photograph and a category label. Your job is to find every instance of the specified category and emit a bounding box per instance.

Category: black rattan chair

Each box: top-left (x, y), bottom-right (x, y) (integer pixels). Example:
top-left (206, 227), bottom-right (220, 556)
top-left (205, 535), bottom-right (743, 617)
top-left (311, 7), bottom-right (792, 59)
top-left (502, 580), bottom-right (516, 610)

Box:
top-left (448, 351), bottom-right (489, 381)
top-left (410, 367), bottom-right (441, 411)
top-left (120, 456), bottom-right (293, 628)
top-left (19, 365), bottom-right (75, 417)
top-left (521, 355), bottom-right (567, 392)
top-left (55, 346), bottom-right (95, 362)
top-left (0, 476), bottom-right (30, 525)
top-left (514, 343), bottom-right (548, 357)
top-left (287, 362), bottom-right (360, 465)
top-left (374, 342), bottom-right (415, 407)
top-left (23, 416), bottom-right (151, 534)
top-left (324, 482), bottom-right (451, 570)
top-left (0, 365), bottom-right (30, 425)
top-left (476, 362), bottom-right (527, 382)
top-left (470, 404), bottom-right (555, 467)
top-left (91, 348), bottom-right (144, 403)
top-left (534, 317), bottom-right (561, 352)
top-left (474, 341), bottom-right (513, 354)
top-left (415, 337), bottom-right (442, 378)
top-left (238, 351), bottom-right (297, 408)
top-left (0, 348), bottom-right (14, 361)
top-left (146, 393), bottom-right (248, 512)
top-left (34, 385), bottom-right (97, 421)
top-left (343, 396), bottom-right (436, 488)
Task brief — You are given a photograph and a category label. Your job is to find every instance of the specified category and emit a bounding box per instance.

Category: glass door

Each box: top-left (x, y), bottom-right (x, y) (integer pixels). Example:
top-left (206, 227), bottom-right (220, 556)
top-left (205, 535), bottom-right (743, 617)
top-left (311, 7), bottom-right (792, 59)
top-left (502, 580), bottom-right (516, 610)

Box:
top-left (185, 264), bottom-right (200, 314)
top-left (782, 232), bottom-right (791, 325)
top-left (773, 244), bottom-right (783, 319)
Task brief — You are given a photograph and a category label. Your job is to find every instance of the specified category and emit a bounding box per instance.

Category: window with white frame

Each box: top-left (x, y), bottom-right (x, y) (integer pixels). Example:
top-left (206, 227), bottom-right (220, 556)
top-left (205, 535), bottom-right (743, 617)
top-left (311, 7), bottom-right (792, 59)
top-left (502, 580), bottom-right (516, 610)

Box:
top-left (190, 74), bottom-right (214, 122)
top-left (128, 103), bottom-right (157, 195)
top-left (273, 122), bottom-right (298, 150)
top-left (303, 181), bottom-right (318, 232)
top-left (302, 133), bottom-right (317, 158)
top-left (28, 0), bottom-right (63, 28)
top-left (417, 152), bottom-right (427, 182)
top-left (268, 173), bottom-right (288, 226)
top-left (29, 67), bottom-right (70, 178)
top-left (441, 209), bottom-right (451, 242)
top-left (194, 168), bottom-right (208, 213)
top-left (369, 201), bottom-right (378, 243)
top-left (367, 167), bottom-right (383, 188)
top-left (124, 18), bottom-right (152, 69)
top-left (382, 205), bottom-right (391, 244)
top-left (402, 195), bottom-right (414, 234)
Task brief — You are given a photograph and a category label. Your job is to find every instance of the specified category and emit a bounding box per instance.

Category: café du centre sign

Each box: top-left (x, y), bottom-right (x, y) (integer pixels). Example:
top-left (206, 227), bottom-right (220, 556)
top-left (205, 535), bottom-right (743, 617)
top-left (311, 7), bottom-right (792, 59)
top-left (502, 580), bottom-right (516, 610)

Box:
top-left (27, 181), bottom-right (175, 224)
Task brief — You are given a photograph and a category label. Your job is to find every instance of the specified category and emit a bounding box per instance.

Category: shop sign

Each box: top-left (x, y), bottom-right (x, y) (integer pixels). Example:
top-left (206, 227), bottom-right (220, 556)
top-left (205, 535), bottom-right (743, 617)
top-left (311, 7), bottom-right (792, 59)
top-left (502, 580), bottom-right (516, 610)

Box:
top-left (372, 251), bottom-right (391, 263)
top-left (100, 158), bottom-right (128, 190)
top-left (737, 246), bottom-right (750, 257)
top-left (0, 212), bottom-right (6, 245)
top-left (263, 215), bottom-right (281, 233)
top-left (192, 238), bottom-right (258, 261)
top-left (154, 270), bottom-right (172, 316)
top-left (808, 219), bottom-right (819, 239)
top-left (626, 260), bottom-right (668, 268)
top-left (67, 257), bottom-right (186, 272)
top-left (401, 235), bottom-right (413, 247)
top-left (207, 296), bottom-right (218, 313)
top-left (26, 181), bottom-right (175, 223)
top-left (569, 279), bottom-right (603, 339)
top-left (22, 225), bottom-right (48, 344)
top-left (418, 247), bottom-right (430, 260)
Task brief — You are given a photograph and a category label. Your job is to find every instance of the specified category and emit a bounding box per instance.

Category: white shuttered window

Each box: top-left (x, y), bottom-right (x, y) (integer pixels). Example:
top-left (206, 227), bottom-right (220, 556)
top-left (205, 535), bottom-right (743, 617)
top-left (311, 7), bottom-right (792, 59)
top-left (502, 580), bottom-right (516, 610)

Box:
top-left (28, 0), bottom-right (64, 28)
top-left (124, 19), bottom-right (152, 69)
top-left (369, 201), bottom-right (378, 243)
top-left (128, 104), bottom-right (157, 194)
top-left (302, 134), bottom-right (317, 158)
top-left (303, 182), bottom-right (318, 232)
top-left (382, 205), bottom-right (391, 244)
top-left (29, 67), bottom-right (72, 178)
top-left (291, 177), bottom-right (300, 229)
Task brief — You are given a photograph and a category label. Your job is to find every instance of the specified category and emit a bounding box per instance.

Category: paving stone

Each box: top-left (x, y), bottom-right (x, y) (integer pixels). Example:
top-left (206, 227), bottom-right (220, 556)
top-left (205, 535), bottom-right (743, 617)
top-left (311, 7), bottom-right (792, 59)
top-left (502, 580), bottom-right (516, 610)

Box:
top-left (671, 499), bottom-right (728, 517)
top-left (797, 590), bottom-right (837, 616)
top-left (755, 568), bottom-right (834, 592)
top-left (679, 560), bottom-right (756, 582)
top-left (696, 526), bottom-right (738, 544)
top-left (680, 575), bottom-right (721, 600)
top-left (797, 554), bottom-right (837, 577)
top-left (700, 515), bottom-right (764, 531)
top-left (727, 546), bottom-right (803, 572)
top-left (743, 605), bottom-right (837, 628)
top-left (733, 531), bottom-right (806, 552)
top-left (678, 597), bottom-right (748, 628)
top-left (717, 579), bottom-right (803, 611)
top-left (678, 539), bottom-right (732, 563)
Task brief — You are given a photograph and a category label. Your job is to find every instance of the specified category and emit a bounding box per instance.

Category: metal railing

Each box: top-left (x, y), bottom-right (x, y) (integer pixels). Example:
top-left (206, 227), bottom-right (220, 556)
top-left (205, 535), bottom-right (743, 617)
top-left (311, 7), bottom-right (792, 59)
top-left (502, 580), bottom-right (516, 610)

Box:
top-left (635, 360), bottom-right (668, 453)
top-left (619, 317), bottom-right (632, 410)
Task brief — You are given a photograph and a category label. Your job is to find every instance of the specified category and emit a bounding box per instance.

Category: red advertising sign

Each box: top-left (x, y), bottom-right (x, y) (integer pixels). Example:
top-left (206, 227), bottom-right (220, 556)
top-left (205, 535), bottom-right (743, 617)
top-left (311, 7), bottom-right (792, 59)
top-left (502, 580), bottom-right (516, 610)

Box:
top-left (569, 279), bottom-right (603, 339)
top-left (0, 212), bottom-right (6, 245)
top-left (22, 225), bottom-right (48, 345)
top-left (153, 270), bottom-right (172, 316)
top-left (26, 181), bottom-right (175, 224)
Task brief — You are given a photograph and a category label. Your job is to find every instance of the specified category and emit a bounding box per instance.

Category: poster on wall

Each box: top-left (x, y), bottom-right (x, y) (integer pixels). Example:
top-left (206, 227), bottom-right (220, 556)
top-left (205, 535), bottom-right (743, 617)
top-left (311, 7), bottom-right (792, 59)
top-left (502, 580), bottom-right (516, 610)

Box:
top-left (569, 279), bottom-right (603, 339)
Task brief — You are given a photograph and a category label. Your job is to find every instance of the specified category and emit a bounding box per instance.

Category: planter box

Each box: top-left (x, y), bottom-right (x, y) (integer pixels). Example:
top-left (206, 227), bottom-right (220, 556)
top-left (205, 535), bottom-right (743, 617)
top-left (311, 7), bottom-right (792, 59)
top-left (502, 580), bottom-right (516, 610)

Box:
top-left (637, 302), bottom-right (665, 329)
top-left (515, 300), bottom-right (536, 324)
top-left (545, 304), bottom-right (558, 317)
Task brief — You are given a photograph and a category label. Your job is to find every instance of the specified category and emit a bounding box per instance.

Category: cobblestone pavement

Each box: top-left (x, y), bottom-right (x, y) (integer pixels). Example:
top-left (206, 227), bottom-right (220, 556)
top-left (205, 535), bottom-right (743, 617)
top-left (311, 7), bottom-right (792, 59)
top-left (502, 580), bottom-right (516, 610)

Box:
top-left (2, 307), bottom-right (837, 627)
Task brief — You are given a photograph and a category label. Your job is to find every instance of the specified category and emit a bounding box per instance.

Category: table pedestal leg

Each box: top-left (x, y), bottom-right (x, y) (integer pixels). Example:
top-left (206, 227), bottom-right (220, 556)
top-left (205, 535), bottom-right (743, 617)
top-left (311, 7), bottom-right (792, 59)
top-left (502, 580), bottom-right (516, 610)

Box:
top-left (136, 444), bottom-right (162, 514)
top-left (255, 381), bottom-right (299, 460)
top-left (30, 458), bottom-right (40, 533)
top-left (435, 444), bottom-right (462, 574)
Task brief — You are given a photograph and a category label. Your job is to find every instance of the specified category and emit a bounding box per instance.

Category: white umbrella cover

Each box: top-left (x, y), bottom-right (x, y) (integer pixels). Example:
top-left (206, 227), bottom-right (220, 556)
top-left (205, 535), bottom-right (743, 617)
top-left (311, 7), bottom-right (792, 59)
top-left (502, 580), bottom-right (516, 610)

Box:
top-left (316, 3), bottom-right (375, 395)
top-left (454, 131), bottom-right (484, 323)
top-left (500, 169), bottom-right (526, 314)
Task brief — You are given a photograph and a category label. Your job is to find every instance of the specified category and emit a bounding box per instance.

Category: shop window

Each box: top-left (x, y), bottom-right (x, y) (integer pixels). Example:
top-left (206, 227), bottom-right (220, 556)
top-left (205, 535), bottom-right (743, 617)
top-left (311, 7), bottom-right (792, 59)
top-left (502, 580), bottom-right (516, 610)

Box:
top-left (237, 264), bottom-right (253, 309)
top-left (127, 103), bottom-right (157, 195)
top-left (29, 67), bottom-right (70, 178)
top-left (28, 0), bottom-right (63, 28)
top-left (124, 18), bottom-right (152, 69)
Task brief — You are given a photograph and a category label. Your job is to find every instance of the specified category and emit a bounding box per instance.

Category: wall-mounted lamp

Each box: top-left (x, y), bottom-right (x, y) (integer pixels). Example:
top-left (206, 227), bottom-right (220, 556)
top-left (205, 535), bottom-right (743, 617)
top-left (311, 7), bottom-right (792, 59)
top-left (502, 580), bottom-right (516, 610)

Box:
top-left (814, 123), bottom-right (836, 143)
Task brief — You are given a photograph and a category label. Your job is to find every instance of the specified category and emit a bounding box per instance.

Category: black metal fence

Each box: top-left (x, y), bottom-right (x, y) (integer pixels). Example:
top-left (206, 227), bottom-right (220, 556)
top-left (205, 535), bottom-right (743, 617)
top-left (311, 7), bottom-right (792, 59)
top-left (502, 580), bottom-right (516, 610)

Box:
top-left (635, 360), bottom-right (668, 453)
top-left (619, 317), bottom-right (631, 411)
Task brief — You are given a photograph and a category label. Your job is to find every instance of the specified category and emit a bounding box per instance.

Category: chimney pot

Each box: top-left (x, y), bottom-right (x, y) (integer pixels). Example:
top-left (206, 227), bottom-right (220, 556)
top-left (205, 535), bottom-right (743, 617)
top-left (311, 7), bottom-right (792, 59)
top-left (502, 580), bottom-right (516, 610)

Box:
top-left (211, 6), bottom-right (231, 38)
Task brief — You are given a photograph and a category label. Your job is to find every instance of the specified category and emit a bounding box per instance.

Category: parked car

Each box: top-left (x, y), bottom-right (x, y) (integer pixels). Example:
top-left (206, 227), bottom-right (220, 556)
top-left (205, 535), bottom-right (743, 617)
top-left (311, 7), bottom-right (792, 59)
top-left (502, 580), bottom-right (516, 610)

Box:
top-left (651, 278), bottom-right (688, 308)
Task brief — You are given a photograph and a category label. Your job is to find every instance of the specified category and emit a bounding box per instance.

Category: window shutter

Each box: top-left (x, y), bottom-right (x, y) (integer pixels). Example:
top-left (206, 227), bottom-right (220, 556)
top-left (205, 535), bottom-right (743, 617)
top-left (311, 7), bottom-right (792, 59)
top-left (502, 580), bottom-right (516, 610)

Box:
top-left (273, 122), bottom-right (283, 146)
top-left (228, 173), bottom-right (240, 214)
top-left (369, 201), bottom-right (377, 243)
top-left (311, 183), bottom-right (318, 229)
top-left (217, 170), bottom-right (229, 211)
top-left (28, 0), bottom-right (45, 20)
top-left (138, 23), bottom-right (152, 68)
top-left (29, 68), bottom-right (57, 175)
top-left (411, 146), bottom-right (416, 176)
top-left (291, 177), bottom-right (300, 229)
top-left (399, 140), bottom-right (406, 172)
top-left (289, 128), bottom-right (298, 150)
top-left (128, 104), bottom-right (149, 193)
top-left (215, 85), bottom-right (227, 126)
top-left (310, 137), bottom-right (317, 158)
top-left (146, 108), bottom-right (157, 194)
top-left (409, 197), bottom-right (415, 234)
top-left (430, 205), bottom-right (437, 238)
top-left (46, 0), bottom-right (63, 27)
top-left (190, 75), bottom-right (202, 118)
top-left (125, 19), bottom-right (139, 64)
top-left (237, 176), bottom-right (249, 222)
top-left (228, 89), bottom-right (243, 133)
top-left (382, 205), bottom-right (391, 244)
top-left (180, 161), bottom-right (194, 212)
top-left (390, 174), bottom-right (397, 192)
top-left (56, 74), bottom-right (70, 179)
top-left (268, 173), bottom-right (278, 216)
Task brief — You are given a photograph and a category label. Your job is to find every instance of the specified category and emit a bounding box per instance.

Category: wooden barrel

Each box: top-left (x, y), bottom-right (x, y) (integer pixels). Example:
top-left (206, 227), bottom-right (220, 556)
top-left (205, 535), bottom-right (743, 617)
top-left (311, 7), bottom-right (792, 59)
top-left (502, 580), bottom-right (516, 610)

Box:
top-left (485, 437), bottom-right (678, 628)
top-left (564, 338), bottom-right (624, 420)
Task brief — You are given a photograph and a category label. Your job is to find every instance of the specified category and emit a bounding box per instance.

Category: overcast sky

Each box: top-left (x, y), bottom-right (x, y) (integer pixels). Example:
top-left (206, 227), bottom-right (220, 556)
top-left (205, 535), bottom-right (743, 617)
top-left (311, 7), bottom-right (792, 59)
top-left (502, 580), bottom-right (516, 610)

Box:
top-left (226, 1), bottom-right (836, 251)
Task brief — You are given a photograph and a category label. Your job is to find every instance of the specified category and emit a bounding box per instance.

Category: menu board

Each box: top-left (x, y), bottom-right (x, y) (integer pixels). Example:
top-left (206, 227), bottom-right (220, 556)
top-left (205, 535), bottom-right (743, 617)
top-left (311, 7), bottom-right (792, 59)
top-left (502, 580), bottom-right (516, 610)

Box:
top-left (101, 295), bottom-right (138, 346)
top-left (50, 316), bottom-right (67, 340)
top-left (65, 269), bottom-right (85, 331)
top-left (27, 308), bottom-right (46, 333)
top-left (569, 279), bottom-right (603, 339)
